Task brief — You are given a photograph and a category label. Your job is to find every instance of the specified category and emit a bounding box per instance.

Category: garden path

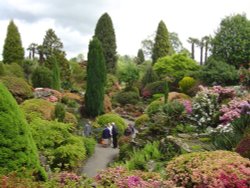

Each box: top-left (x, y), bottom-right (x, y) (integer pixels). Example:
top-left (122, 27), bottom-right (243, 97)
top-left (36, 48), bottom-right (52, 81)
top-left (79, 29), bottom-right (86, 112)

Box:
top-left (81, 144), bottom-right (119, 177)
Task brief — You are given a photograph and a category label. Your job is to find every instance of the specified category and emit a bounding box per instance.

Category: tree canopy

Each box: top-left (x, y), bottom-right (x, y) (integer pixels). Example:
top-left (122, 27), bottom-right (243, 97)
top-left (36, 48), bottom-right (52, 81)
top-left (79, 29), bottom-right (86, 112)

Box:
top-left (211, 14), bottom-right (250, 68)
top-left (95, 12), bottom-right (117, 73)
top-left (152, 20), bottom-right (173, 64)
top-left (3, 20), bottom-right (24, 64)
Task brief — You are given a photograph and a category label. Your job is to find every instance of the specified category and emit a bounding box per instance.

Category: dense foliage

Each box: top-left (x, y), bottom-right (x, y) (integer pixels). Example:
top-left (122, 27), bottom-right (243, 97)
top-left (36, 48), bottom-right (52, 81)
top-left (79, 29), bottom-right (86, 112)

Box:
top-left (0, 83), bottom-right (46, 179)
top-left (0, 76), bottom-right (33, 103)
top-left (211, 14), bottom-right (250, 68)
top-left (31, 66), bottom-right (53, 88)
top-left (95, 13), bottom-right (117, 73)
top-left (3, 20), bottom-right (24, 64)
top-left (85, 37), bottom-right (106, 117)
top-left (197, 58), bottom-right (239, 86)
top-left (152, 20), bottom-right (172, 64)
top-left (166, 151), bottom-right (250, 187)
top-left (51, 56), bottom-right (61, 90)
top-left (153, 53), bottom-right (199, 81)
top-left (30, 118), bottom-right (86, 170)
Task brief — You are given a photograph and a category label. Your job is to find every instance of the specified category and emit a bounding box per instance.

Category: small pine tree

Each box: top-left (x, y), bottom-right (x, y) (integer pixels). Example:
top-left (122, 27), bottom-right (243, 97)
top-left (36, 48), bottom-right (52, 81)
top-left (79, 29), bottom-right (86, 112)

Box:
top-left (51, 56), bottom-right (61, 90)
top-left (136, 49), bottom-right (145, 64)
top-left (54, 103), bottom-right (65, 122)
top-left (0, 83), bottom-right (47, 180)
top-left (152, 20), bottom-right (172, 64)
top-left (95, 13), bottom-right (117, 73)
top-left (141, 65), bottom-right (159, 87)
top-left (3, 20), bottom-right (24, 64)
top-left (85, 37), bottom-right (106, 117)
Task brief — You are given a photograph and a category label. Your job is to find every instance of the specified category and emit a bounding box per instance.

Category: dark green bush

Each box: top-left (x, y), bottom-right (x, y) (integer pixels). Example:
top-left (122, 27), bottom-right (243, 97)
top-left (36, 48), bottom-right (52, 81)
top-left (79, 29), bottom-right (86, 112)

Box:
top-left (142, 81), bottom-right (165, 98)
top-left (31, 66), bottom-right (53, 88)
top-left (54, 102), bottom-right (65, 122)
top-left (115, 90), bottom-right (139, 105)
top-left (197, 58), bottom-right (239, 86)
top-left (0, 83), bottom-right (46, 180)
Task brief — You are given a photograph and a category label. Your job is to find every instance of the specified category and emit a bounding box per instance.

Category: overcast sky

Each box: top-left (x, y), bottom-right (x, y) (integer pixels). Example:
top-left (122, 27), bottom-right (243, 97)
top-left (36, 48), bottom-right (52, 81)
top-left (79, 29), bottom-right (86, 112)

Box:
top-left (0, 0), bottom-right (249, 60)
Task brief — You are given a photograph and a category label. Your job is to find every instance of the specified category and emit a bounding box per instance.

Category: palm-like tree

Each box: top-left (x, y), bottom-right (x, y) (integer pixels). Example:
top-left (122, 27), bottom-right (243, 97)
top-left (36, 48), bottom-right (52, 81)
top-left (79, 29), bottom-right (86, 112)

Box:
top-left (187, 37), bottom-right (199, 60)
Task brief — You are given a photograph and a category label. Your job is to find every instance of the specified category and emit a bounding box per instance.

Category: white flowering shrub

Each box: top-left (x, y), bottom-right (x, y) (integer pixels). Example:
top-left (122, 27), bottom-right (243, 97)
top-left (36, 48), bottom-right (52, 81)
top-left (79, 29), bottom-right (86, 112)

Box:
top-left (188, 89), bottom-right (219, 130)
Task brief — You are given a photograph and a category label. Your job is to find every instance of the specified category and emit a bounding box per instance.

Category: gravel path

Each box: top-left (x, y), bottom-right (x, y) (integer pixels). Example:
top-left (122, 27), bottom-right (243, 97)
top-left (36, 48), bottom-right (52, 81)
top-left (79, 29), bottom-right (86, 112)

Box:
top-left (81, 144), bottom-right (119, 177)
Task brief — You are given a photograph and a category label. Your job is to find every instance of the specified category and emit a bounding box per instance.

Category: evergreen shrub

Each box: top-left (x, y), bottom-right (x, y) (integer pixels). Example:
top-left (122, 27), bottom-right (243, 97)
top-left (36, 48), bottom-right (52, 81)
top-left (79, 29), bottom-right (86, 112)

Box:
top-left (0, 83), bottom-right (46, 179)
top-left (178, 76), bottom-right (196, 94)
top-left (31, 66), bottom-right (53, 88)
top-left (54, 102), bottom-right (65, 122)
top-left (115, 91), bottom-right (139, 105)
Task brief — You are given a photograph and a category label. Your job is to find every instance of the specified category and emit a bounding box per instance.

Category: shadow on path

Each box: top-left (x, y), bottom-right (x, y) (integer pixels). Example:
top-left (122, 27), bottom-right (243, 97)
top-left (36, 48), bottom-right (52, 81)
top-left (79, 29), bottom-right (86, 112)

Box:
top-left (81, 144), bottom-right (119, 177)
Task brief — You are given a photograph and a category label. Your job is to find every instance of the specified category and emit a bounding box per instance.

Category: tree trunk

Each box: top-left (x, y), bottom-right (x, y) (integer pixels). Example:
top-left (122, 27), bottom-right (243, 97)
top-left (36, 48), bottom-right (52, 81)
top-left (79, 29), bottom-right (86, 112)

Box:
top-left (200, 46), bottom-right (204, 65)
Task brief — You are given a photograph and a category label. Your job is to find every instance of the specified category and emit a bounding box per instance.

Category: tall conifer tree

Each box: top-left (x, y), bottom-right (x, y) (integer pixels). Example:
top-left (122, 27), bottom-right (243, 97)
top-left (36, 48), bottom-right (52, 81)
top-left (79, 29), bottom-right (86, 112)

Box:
top-left (94, 13), bottom-right (117, 73)
top-left (85, 37), bottom-right (106, 117)
top-left (136, 49), bottom-right (145, 64)
top-left (51, 56), bottom-right (61, 90)
top-left (152, 20), bottom-right (172, 64)
top-left (3, 20), bottom-right (24, 64)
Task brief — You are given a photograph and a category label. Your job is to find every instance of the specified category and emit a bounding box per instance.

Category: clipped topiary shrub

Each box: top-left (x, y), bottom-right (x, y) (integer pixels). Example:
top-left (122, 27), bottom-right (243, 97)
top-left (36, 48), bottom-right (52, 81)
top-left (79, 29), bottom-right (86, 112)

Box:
top-left (178, 76), bottom-right (196, 94)
top-left (115, 90), bottom-right (139, 105)
top-left (166, 150), bottom-right (250, 188)
top-left (21, 99), bottom-right (55, 121)
top-left (96, 113), bottom-right (126, 136)
top-left (0, 76), bottom-right (33, 103)
top-left (0, 83), bottom-right (46, 180)
top-left (135, 114), bottom-right (150, 128)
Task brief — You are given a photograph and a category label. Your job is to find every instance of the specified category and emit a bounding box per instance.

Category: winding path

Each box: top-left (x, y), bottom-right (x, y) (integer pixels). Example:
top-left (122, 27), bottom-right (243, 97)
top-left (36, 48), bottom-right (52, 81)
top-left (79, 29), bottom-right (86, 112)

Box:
top-left (81, 144), bottom-right (119, 177)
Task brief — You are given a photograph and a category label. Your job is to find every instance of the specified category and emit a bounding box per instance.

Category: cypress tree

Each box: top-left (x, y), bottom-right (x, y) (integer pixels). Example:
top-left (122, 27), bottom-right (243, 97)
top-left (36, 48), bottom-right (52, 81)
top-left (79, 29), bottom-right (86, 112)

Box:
top-left (94, 13), bottom-right (117, 73)
top-left (152, 20), bottom-right (172, 64)
top-left (85, 37), bottom-right (106, 117)
top-left (136, 49), bottom-right (145, 64)
top-left (51, 56), bottom-right (61, 90)
top-left (3, 20), bottom-right (24, 64)
top-left (0, 83), bottom-right (46, 179)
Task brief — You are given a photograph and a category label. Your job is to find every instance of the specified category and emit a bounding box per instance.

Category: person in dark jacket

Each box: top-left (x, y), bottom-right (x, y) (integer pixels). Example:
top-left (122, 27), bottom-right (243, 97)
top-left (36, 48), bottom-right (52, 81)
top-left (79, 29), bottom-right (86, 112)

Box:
top-left (111, 122), bottom-right (118, 148)
top-left (102, 125), bottom-right (111, 147)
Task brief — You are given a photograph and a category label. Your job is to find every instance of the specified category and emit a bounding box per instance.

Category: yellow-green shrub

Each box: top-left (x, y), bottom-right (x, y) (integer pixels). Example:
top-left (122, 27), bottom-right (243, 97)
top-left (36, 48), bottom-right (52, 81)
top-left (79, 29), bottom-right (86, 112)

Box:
top-left (21, 99), bottom-right (54, 121)
top-left (178, 76), bottom-right (196, 94)
top-left (135, 114), bottom-right (150, 128)
top-left (96, 113), bottom-right (126, 136)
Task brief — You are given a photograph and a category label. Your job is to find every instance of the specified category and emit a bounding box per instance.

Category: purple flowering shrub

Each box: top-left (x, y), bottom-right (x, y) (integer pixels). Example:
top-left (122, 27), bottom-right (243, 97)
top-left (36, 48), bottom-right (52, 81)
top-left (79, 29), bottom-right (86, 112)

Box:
top-left (220, 99), bottom-right (250, 124)
top-left (95, 166), bottom-right (175, 188)
top-left (166, 151), bottom-right (250, 188)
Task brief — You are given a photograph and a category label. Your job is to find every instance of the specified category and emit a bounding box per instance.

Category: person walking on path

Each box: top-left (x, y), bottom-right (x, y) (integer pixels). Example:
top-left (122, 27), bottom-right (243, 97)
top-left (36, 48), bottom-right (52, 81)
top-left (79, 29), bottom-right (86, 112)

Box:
top-left (111, 122), bottom-right (118, 148)
top-left (102, 125), bottom-right (111, 147)
top-left (83, 120), bottom-right (92, 137)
